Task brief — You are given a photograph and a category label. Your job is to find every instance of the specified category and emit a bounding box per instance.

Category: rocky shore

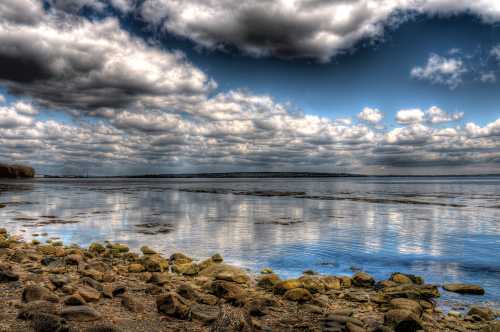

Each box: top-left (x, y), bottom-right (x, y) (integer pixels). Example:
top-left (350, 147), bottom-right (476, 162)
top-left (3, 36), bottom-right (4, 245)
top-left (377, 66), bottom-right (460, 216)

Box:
top-left (0, 164), bottom-right (35, 179)
top-left (0, 229), bottom-right (498, 332)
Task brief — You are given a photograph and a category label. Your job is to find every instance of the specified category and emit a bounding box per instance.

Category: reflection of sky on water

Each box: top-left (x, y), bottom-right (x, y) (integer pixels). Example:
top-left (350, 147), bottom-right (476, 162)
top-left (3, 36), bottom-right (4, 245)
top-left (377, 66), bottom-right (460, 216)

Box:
top-left (0, 177), bottom-right (499, 307)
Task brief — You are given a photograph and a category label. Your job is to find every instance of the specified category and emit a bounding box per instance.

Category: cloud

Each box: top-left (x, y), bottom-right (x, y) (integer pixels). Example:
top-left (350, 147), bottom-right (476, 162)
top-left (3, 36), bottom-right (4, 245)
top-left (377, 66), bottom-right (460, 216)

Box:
top-left (424, 106), bottom-right (463, 124)
top-left (0, 2), bottom-right (214, 113)
top-left (137, 0), bottom-right (500, 61)
top-left (396, 109), bottom-right (425, 124)
top-left (358, 107), bottom-right (383, 124)
top-left (480, 71), bottom-right (496, 83)
top-left (0, 105), bottom-right (34, 129)
top-left (491, 45), bottom-right (500, 60)
top-left (465, 119), bottom-right (500, 138)
top-left (411, 53), bottom-right (467, 89)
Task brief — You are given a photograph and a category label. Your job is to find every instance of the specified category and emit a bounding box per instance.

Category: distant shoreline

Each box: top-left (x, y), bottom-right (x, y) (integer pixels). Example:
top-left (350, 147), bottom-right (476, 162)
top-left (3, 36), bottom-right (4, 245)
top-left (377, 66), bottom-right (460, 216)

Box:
top-left (39, 172), bottom-right (500, 179)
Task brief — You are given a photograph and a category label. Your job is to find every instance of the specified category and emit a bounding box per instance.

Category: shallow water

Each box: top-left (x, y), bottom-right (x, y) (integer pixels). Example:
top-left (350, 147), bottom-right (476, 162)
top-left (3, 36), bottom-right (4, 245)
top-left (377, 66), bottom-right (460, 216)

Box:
top-left (1, 177), bottom-right (499, 308)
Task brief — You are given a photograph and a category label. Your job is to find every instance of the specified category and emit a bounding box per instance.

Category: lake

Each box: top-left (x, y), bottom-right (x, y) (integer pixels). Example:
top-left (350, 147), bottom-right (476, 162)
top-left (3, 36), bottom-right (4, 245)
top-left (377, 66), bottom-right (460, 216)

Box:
top-left (1, 176), bottom-right (499, 308)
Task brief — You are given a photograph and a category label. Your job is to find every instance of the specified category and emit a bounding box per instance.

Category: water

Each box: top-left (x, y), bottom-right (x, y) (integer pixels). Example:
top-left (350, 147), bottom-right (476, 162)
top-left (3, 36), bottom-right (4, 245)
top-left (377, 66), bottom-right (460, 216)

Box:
top-left (1, 177), bottom-right (499, 308)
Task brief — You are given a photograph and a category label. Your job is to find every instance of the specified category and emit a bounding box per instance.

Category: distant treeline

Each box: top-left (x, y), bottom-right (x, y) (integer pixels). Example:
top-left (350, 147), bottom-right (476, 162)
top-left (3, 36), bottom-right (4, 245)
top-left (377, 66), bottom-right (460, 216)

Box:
top-left (0, 164), bottom-right (35, 178)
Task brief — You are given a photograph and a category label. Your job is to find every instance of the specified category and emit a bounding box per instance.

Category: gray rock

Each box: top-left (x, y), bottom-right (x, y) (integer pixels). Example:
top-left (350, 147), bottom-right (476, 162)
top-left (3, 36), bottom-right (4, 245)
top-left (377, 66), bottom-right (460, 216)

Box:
top-left (443, 283), bottom-right (485, 295)
top-left (60, 305), bottom-right (101, 321)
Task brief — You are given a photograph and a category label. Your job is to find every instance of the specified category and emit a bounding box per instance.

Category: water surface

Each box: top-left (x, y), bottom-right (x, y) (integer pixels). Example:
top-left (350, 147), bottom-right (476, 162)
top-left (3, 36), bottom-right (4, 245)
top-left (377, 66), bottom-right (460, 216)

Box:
top-left (1, 177), bottom-right (499, 308)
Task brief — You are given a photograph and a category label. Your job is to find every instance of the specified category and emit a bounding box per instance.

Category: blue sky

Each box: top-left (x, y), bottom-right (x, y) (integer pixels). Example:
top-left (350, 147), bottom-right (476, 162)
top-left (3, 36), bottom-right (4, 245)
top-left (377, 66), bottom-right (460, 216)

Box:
top-left (0, 1), bottom-right (499, 175)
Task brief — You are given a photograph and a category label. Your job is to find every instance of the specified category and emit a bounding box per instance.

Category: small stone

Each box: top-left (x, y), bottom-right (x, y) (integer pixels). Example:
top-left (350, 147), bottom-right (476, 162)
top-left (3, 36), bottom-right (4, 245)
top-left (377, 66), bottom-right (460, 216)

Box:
top-left (64, 294), bottom-right (87, 306)
top-left (284, 288), bottom-right (313, 302)
top-left (352, 272), bottom-right (375, 287)
top-left (443, 283), bottom-right (485, 295)
top-left (60, 305), bottom-right (101, 321)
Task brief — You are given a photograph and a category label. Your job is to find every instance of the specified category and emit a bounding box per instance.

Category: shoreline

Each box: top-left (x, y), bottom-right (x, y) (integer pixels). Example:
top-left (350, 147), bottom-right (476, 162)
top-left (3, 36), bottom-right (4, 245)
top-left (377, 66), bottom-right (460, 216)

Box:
top-left (1, 229), bottom-right (499, 332)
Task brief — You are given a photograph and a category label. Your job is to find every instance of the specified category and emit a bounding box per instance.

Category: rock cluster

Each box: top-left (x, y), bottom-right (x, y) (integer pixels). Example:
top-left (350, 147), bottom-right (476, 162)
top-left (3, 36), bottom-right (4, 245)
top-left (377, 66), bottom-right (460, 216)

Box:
top-left (0, 229), bottom-right (498, 331)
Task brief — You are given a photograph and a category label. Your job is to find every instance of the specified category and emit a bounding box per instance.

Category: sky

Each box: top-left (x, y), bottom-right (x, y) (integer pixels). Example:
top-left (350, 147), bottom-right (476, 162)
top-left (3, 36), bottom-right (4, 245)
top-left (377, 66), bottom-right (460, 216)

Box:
top-left (0, 0), bottom-right (499, 176)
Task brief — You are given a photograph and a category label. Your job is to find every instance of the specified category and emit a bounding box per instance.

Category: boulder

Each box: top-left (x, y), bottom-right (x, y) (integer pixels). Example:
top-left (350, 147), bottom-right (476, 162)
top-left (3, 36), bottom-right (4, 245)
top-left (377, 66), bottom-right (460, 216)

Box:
top-left (443, 283), bottom-right (485, 295)
top-left (0, 163), bottom-right (35, 178)
top-left (209, 280), bottom-right (246, 305)
top-left (190, 303), bottom-right (219, 323)
top-left (77, 286), bottom-right (101, 302)
top-left (257, 274), bottom-right (281, 291)
top-left (128, 263), bottom-right (145, 273)
top-left (89, 243), bottom-right (105, 254)
top-left (383, 284), bottom-right (440, 300)
top-left (169, 252), bottom-right (193, 265)
top-left (64, 294), bottom-right (87, 306)
top-left (29, 313), bottom-right (69, 332)
top-left (148, 272), bottom-right (170, 285)
top-left (467, 306), bottom-right (495, 321)
top-left (274, 279), bottom-right (303, 295)
top-left (140, 246), bottom-right (157, 255)
top-left (390, 273), bottom-right (424, 285)
top-left (121, 295), bottom-right (145, 313)
top-left (321, 276), bottom-right (342, 290)
top-left (17, 301), bottom-right (60, 320)
top-left (49, 274), bottom-right (71, 288)
top-left (0, 265), bottom-right (19, 282)
top-left (142, 255), bottom-right (168, 272)
top-left (390, 298), bottom-right (423, 316)
top-left (176, 283), bottom-right (218, 305)
top-left (172, 262), bottom-right (199, 276)
top-left (284, 288), bottom-right (313, 302)
top-left (60, 306), bottom-right (101, 321)
top-left (299, 275), bottom-right (326, 294)
top-left (384, 309), bottom-right (423, 331)
top-left (156, 292), bottom-right (190, 319)
top-left (352, 272), bottom-right (375, 287)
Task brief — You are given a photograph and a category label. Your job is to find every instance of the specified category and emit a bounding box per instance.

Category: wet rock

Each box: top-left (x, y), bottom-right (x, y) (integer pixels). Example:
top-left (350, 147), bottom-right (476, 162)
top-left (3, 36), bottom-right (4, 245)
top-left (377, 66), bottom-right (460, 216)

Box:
top-left (121, 295), bottom-right (145, 313)
top-left (0, 264), bottom-right (19, 282)
top-left (274, 279), bottom-right (303, 295)
top-left (383, 284), bottom-right (440, 300)
top-left (384, 309), bottom-right (423, 331)
top-left (29, 313), bottom-right (69, 332)
top-left (199, 263), bottom-right (251, 285)
top-left (443, 283), bottom-right (485, 295)
top-left (299, 275), bottom-right (326, 294)
top-left (190, 303), bottom-right (220, 323)
top-left (17, 300), bottom-right (60, 320)
top-left (352, 272), bottom-right (375, 287)
top-left (172, 262), bottom-right (199, 276)
top-left (23, 285), bottom-right (59, 303)
top-left (210, 304), bottom-right (253, 332)
top-left (156, 292), bottom-right (190, 319)
top-left (60, 305), bottom-right (101, 321)
top-left (128, 263), bottom-right (145, 273)
top-left (256, 273), bottom-right (281, 291)
top-left (467, 306), bottom-right (495, 321)
top-left (77, 285), bottom-right (101, 302)
top-left (169, 252), bottom-right (193, 265)
top-left (140, 245), bottom-right (156, 255)
top-left (64, 294), bottom-right (87, 306)
top-left (284, 288), bottom-right (313, 302)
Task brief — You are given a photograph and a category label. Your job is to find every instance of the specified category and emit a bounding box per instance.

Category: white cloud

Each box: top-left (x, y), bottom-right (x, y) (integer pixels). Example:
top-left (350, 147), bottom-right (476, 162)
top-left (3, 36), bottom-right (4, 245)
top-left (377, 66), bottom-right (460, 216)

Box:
top-left (396, 109), bottom-right (425, 124)
top-left (0, 95), bottom-right (5, 104)
top-left (137, 0), bottom-right (500, 61)
top-left (480, 71), bottom-right (496, 83)
top-left (358, 107), bottom-right (383, 124)
top-left (411, 53), bottom-right (467, 89)
top-left (465, 119), bottom-right (500, 138)
top-left (491, 45), bottom-right (500, 60)
top-left (0, 106), bottom-right (33, 128)
top-left (424, 106), bottom-right (463, 124)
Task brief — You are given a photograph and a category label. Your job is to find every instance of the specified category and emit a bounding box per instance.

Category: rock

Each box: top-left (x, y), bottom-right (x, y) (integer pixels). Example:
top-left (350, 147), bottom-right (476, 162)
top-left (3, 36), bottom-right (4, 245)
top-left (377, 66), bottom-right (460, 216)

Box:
top-left (448, 310), bottom-right (461, 318)
top-left (17, 301), bottom-right (60, 320)
top-left (121, 295), bottom-right (145, 313)
top-left (60, 306), bottom-right (101, 321)
top-left (80, 277), bottom-right (103, 291)
top-left (211, 253), bottom-right (223, 262)
top-left (284, 288), bottom-right (313, 302)
top-left (87, 260), bottom-right (110, 273)
top-left (64, 294), bottom-right (87, 306)
top-left (169, 252), bottom-right (193, 265)
top-left (148, 272), bottom-right (170, 285)
top-left (383, 284), bottom-right (440, 300)
top-left (210, 304), bottom-right (253, 332)
top-left (210, 280), bottom-right (246, 305)
top-left (77, 285), bottom-right (101, 302)
top-left (142, 255), bottom-right (168, 272)
top-left (190, 303), bottom-right (220, 323)
top-left (0, 265), bottom-right (19, 282)
top-left (300, 304), bottom-right (324, 314)
top-left (274, 279), bottom-right (303, 295)
top-left (172, 262), bottom-right (199, 276)
top-left (29, 313), bottom-right (69, 332)
top-left (322, 314), bottom-right (365, 332)
top-left (81, 269), bottom-right (103, 282)
top-left (299, 275), bottom-right (326, 294)
top-left (89, 243), bottom-right (106, 254)
top-left (65, 254), bottom-right (83, 265)
top-left (390, 272), bottom-right (423, 285)
top-left (390, 298), bottom-right (423, 316)
top-left (467, 306), bottom-right (495, 321)
top-left (102, 271), bottom-right (115, 283)
top-left (199, 263), bottom-right (250, 285)
top-left (23, 285), bottom-right (59, 303)
top-left (260, 267), bottom-right (274, 274)
top-left (443, 283), bottom-right (485, 295)
top-left (177, 283), bottom-right (218, 305)
top-left (321, 276), bottom-right (342, 290)
top-left (49, 274), bottom-right (70, 288)
top-left (0, 163), bottom-right (35, 178)
top-left (156, 292), bottom-right (190, 319)
top-left (85, 325), bottom-right (121, 332)
top-left (245, 297), bottom-right (276, 317)
top-left (108, 243), bottom-right (129, 253)
top-left (256, 274), bottom-right (281, 291)
top-left (339, 276), bottom-right (352, 288)
top-left (385, 309), bottom-right (423, 331)
top-left (140, 246), bottom-right (157, 255)
top-left (352, 272), bottom-right (375, 287)
top-left (128, 263), bottom-right (145, 273)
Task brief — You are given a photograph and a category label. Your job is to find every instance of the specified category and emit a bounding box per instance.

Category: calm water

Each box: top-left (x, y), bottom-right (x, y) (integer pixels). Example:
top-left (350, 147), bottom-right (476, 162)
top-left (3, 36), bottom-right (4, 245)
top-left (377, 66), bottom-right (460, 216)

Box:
top-left (1, 177), bottom-right (499, 307)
